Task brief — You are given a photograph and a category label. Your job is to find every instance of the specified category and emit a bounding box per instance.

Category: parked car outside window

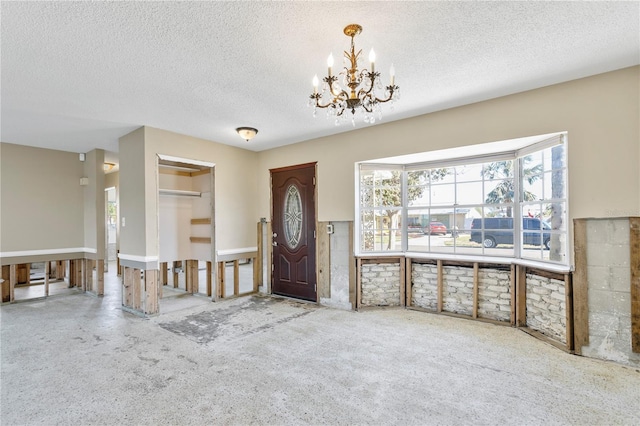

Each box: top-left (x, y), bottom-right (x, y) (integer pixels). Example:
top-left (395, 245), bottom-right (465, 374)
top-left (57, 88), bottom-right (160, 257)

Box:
top-left (424, 221), bottom-right (447, 235)
top-left (470, 217), bottom-right (550, 249)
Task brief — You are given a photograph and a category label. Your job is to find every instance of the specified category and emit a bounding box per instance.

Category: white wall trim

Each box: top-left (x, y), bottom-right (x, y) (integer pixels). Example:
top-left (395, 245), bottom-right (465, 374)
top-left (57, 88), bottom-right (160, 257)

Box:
top-left (217, 247), bottom-right (258, 256)
top-left (157, 154), bottom-right (215, 168)
top-left (118, 253), bottom-right (159, 263)
top-left (0, 247), bottom-right (96, 257)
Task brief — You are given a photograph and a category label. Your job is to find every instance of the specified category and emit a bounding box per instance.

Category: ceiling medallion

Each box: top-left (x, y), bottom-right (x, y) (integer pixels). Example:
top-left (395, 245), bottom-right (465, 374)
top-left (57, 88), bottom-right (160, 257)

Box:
top-left (308, 24), bottom-right (399, 127)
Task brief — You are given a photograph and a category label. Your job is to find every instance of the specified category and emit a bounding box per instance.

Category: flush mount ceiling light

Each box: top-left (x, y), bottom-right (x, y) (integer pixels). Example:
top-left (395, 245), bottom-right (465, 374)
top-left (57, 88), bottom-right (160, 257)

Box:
top-left (236, 127), bottom-right (258, 142)
top-left (309, 24), bottom-right (399, 127)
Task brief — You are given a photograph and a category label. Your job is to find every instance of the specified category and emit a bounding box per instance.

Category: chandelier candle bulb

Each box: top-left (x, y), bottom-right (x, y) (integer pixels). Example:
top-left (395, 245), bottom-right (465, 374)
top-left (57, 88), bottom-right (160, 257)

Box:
top-left (313, 75), bottom-right (319, 94)
top-left (390, 64), bottom-right (395, 85)
top-left (369, 48), bottom-right (375, 73)
top-left (327, 53), bottom-right (334, 77)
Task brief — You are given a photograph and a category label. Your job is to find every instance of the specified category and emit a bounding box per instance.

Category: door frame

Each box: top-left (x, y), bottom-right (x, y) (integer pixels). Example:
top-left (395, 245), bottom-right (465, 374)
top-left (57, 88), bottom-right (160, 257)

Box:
top-left (270, 162), bottom-right (318, 302)
top-left (156, 154), bottom-right (216, 301)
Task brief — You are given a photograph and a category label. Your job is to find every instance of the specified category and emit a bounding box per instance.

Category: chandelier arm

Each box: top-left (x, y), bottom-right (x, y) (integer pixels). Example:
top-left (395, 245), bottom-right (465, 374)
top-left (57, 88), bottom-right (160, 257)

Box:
top-left (356, 71), bottom-right (378, 99)
top-left (360, 97), bottom-right (374, 113)
top-left (373, 85), bottom-right (400, 104)
top-left (310, 94), bottom-right (339, 110)
top-left (322, 75), bottom-right (341, 98)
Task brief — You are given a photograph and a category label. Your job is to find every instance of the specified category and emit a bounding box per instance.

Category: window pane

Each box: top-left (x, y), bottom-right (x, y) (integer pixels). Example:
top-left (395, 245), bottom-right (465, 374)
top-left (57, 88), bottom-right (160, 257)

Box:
top-left (543, 170), bottom-right (566, 200)
top-left (481, 161), bottom-right (514, 179)
top-left (449, 208), bottom-right (484, 256)
top-left (484, 179), bottom-right (514, 204)
top-left (407, 170), bottom-right (429, 186)
top-left (360, 187), bottom-right (374, 207)
top-left (523, 153), bottom-right (543, 174)
top-left (456, 181), bottom-right (484, 205)
top-left (374, 187), bottom-right (401, 207)
top-left (543, 144), bottom-right (565, 171)
top-left (522, 176), bottom-right (543, 201)
top-left (434, 168), bottom-right (455, 184)
top-left (455, 163), bottom-right (484, 183)
top-left (430, 184), bottom-right (455, 206)
top-left (541, 202), bottom-right (567, 231)
top-left (407, 170), bottom-right (430, 207)
top-left (407, 232), bottom-right (429, 252)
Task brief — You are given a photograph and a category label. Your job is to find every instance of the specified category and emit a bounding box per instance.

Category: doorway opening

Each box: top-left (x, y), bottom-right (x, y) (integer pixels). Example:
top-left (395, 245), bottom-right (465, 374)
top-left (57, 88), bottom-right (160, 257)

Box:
top-left (157, 156), bottom-right (215, 308)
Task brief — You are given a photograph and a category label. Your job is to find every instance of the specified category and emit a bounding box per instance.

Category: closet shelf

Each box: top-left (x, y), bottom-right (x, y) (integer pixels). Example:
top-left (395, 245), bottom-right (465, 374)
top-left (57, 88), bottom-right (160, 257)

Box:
top-left (159, 189), bottom-right (201, 197)
top-left (190, 237), bottom-right (211, 244)
top-left (191, 218), bottom-right (211, 225)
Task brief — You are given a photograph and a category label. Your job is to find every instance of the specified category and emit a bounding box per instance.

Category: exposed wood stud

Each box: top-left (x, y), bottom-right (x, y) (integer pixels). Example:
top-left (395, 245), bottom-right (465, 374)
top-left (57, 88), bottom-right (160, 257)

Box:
top-left (356, 258), bottom-right (362, 310)
top-left (255, 222), bottom-right (263, 291)
top-left (206, 261), bottom-right (213, 297)
top-left (56, 261), bottom-right (65, 280)
top-left (76, 259), bottom-right (83, 290)
top-left (564, 273), bottom-right (574, 352)
top-left (405, 258), bottom-right (412, 307)
top-left (44, 261), bottom-right (50, 297)
top-left (317, 221), bottom-right (331, 300)
top-left (83, 259), bottom-right (91, 292)
top-left (510, 264), bottom-right (516, 326)
top-left (10, 264), bottom-right (17, 303)
top-left (16, 264), bottom-right (29, 285)
top-left (630, 217), bottom-right (640, 353)
top-left (516, 265), bottom-right (527, 327)
top-left (2, 265), bottom-right (11, 302)
top-left (348, 222), bottom-right (356, 310)
top-left (218, 262), bottom-right (226, 298)
top-left (437, 260), bottom-right (443, 313)
top-left (185, 260), bottom-right (192, 293)
top-left (173, 261), bottom-right (181, 289)
top-left (473, 263), bottom-right (479, 319)
top-left (145, 269), bottom-right (159, 315)
top-left (233, 260), bottom-right (240, 296)
top-left (266, 221), bottom-right (272, 294)
top-left (132, 268), bottom-right (141, 310)
top-left (572, 219), bottom-right (589, 354)
top-left (189, 260), bottom-right (199, 294)
top-left (123, 267), bottom-right (133, 307)
top-left (399, 256), bottom-right (406, 307)
top-left (160, 262), bottom-right (168, 285)
top-left (97, 260), bottom-right (104, 296)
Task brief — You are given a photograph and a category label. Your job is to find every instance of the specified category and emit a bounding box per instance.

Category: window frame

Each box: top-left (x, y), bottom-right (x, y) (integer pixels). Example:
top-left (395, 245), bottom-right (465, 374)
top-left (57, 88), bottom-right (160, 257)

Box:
top-left (355, 133), bottom-right (570, 270)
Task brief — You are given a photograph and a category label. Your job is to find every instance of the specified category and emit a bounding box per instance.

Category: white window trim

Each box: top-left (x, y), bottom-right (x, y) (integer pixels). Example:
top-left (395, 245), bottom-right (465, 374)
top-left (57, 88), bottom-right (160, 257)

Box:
top-left (355, 132), bottom-right (569, 268)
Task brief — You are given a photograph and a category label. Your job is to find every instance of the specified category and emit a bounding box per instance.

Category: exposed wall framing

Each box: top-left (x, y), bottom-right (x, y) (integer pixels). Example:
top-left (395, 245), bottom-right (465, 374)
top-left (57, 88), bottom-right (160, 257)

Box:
top-left (356, 256), bottom-right (574, 351)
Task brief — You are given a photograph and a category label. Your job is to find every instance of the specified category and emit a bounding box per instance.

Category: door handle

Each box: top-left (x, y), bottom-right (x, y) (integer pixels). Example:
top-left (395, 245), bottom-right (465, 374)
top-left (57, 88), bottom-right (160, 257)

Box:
top-left (272, 241), bottom-right (278, 246)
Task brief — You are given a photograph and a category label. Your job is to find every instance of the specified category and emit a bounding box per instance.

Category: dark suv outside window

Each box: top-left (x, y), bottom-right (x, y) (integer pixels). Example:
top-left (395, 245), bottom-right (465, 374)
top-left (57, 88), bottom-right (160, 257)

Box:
top-left (470, 218), bottom-right (550, 249)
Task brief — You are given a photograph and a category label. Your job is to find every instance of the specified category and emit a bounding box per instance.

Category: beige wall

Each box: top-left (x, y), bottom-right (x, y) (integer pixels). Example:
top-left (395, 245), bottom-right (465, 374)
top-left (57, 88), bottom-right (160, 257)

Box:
top-left (83, 149), bottom-right (105, 258)
top-left (0, 143), bottom-right (84, 253)
top-left (118, 127), bottom-right (148, 258)
top-left (139, 126), bottom-right (259, 259)
top-left (2, 66), bottom-right (637, 267)
top-left (257, 66), bottom-right (640, 223)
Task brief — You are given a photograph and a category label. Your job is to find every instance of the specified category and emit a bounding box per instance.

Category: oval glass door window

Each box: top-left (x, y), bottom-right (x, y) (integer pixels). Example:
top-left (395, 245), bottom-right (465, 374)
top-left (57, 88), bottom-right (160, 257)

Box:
top-left (284, 184), bottom-right (303, 249)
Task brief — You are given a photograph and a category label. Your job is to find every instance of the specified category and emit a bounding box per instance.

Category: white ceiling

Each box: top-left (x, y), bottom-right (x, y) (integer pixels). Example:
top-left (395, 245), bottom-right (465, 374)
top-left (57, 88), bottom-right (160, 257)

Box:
top-left (2, 1), bottom-right (639, 162)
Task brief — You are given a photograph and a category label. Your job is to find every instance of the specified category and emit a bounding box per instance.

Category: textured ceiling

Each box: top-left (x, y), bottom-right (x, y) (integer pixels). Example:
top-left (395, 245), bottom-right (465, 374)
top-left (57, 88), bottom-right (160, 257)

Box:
top-left (1, 1), bottom-right (639, 159)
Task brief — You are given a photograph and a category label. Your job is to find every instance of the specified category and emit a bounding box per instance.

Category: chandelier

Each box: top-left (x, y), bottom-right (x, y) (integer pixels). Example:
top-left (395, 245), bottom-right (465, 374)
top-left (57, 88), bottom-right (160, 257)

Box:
top-left (309, 24), bottom-right (399, 126)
